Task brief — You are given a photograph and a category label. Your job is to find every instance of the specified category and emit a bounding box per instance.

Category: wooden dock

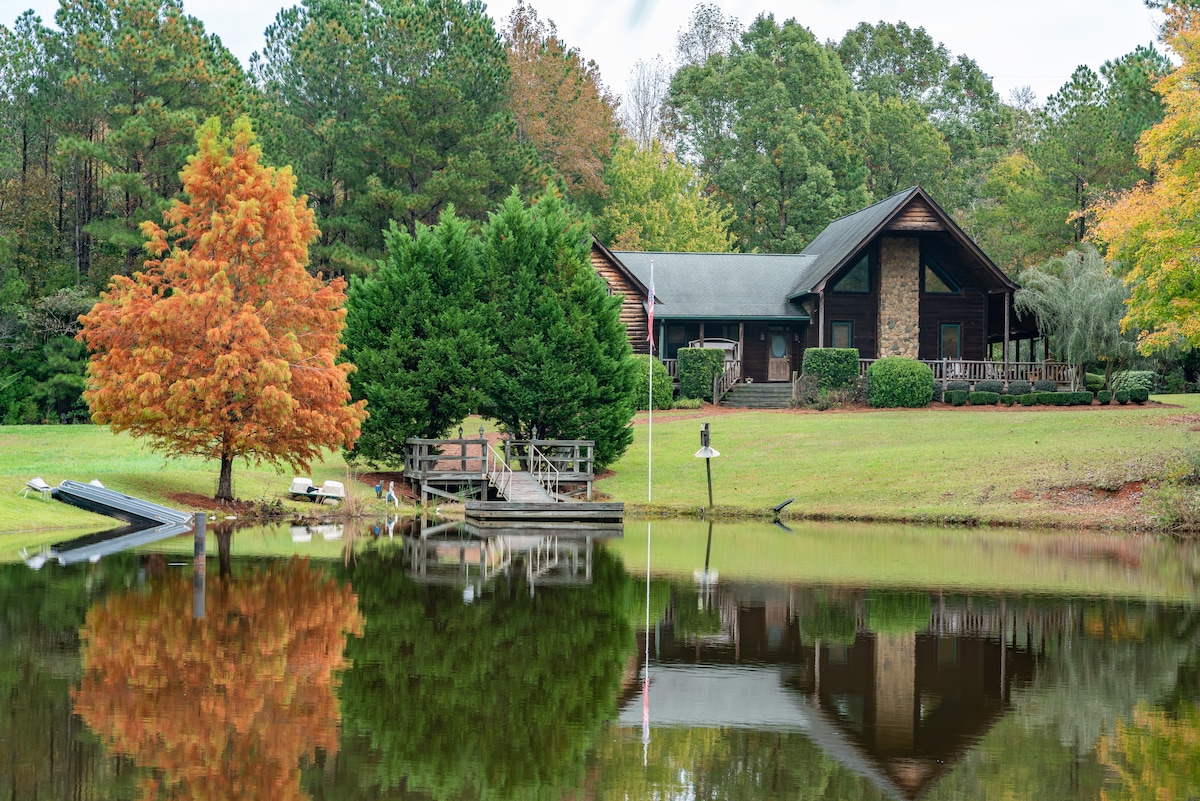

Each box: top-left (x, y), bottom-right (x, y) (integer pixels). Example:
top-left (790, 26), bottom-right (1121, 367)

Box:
top-left (403, 436), bottom-right (623, 529)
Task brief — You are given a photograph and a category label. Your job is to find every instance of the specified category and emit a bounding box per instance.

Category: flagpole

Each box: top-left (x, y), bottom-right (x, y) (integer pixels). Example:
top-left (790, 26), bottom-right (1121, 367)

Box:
top-left (648, 260), bottom-right (654, 504)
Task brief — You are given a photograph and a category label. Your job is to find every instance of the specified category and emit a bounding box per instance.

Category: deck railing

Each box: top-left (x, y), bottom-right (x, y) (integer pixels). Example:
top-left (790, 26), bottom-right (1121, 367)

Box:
top-left (528, 443), bottom-right (561, 497)
top-left (857, 359), bottom-right (1074, 387)
top-left (485, 445), bottom-right (513, 497)
top-left (664, 358), bottom-right (678, 378)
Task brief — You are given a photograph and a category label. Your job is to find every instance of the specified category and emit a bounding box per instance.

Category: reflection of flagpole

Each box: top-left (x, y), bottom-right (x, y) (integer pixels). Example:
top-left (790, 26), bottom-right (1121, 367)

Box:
top-left (643, 519), bottom-right (651, 766)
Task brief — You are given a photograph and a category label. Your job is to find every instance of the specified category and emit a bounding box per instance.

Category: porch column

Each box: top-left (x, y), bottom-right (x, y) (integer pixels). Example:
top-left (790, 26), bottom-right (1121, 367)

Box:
top-left (817, 291), bottom-right (825, 348)
top-left (1003, 291), bottom-right (1011, 380)
top-left (738, 322), bottom-right (745, 379)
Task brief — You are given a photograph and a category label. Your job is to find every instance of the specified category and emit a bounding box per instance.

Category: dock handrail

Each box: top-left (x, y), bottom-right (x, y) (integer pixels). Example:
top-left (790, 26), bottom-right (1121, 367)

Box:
top-left (713, 359), bottom-right (740, 405)
top-left (486, 445), bottom-right (514, 498)
top-left (528, 443), bottom-right (561, 497)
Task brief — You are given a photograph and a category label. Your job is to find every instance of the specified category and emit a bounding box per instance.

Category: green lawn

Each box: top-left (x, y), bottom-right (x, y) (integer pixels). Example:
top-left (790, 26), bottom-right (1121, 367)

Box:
top-left (0, 425), bottom-right (377, 534)
top-left (601, 395), bottom-right (1199, 529)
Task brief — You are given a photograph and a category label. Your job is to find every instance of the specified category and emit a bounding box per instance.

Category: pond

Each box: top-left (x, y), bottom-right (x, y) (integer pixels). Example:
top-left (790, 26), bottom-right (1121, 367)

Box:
top-left (1, 518), bottom-right (1198, 800)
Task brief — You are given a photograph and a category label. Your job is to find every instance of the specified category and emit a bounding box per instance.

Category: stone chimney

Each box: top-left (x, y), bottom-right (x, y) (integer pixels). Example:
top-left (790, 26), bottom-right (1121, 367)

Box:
top-left (878, 237), bottom-right (920, 358)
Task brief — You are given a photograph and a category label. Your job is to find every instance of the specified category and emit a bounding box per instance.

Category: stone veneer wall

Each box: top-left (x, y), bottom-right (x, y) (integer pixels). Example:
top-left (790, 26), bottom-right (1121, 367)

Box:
top-left (878, 237), bottom-right (920, 358)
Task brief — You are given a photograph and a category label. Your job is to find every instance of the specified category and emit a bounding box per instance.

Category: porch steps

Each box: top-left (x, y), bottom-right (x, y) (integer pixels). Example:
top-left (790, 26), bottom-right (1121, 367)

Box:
top-left (720, 382), bottom-right (793, 409)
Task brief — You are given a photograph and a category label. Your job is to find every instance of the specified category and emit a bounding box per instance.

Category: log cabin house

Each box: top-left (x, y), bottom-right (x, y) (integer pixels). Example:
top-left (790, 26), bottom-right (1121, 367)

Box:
top-left (592, 186), bottom-right (1049, 403)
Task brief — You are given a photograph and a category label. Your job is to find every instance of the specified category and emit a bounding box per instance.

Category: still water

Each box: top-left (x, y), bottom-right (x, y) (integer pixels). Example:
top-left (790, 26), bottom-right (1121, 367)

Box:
top-left (1, 518), bottom-right (1198, 800)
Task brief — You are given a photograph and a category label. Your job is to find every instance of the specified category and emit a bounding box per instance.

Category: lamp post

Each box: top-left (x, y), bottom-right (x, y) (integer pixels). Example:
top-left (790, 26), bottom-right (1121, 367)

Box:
top-left (694, 422), bottom-right (720, 509)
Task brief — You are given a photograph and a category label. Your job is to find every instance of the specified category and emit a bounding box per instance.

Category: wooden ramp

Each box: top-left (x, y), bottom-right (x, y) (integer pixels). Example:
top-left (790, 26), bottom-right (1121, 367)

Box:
top-left (496, 471), bottom-right (554, 502)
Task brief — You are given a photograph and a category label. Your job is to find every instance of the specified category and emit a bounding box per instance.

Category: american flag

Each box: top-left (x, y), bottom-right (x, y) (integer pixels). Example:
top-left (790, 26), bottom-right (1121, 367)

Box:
top-left (647, 262), bottom-right (655, 351)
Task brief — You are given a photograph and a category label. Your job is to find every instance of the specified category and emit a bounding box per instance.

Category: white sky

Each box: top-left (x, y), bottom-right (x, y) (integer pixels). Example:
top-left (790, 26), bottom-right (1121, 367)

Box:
top-left (3, 0), bottom-right (1167, 104)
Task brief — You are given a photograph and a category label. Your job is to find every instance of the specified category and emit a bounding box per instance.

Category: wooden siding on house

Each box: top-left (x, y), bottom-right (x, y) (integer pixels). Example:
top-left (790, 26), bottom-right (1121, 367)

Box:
top-left (884, 198), bottom-right (945, 232)
top-left (591, 249), bottom-right (649, 354)
top-left (742, 322), bottom-right (803, 382)
top-left (919, 288), bottom-right (987, 360)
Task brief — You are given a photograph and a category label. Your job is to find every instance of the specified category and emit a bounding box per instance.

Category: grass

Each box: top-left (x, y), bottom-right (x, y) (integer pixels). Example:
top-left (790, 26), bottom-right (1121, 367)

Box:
top-left (0, 425), bottom-right (383, 534)
top-left (601, 395), bottom-right (1200, 529)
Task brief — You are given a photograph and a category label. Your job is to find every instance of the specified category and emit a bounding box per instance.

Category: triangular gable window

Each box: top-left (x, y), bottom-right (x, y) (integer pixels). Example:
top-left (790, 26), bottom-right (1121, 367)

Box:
top-left (924, 256), bottom-right (959, 294)
top-left (833, 255), bottom-right (870, 293)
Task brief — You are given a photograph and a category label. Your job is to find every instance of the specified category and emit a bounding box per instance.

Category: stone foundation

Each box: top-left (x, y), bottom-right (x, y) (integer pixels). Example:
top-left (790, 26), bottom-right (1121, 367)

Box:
top-left (878, 238), bottom-right (920, 358)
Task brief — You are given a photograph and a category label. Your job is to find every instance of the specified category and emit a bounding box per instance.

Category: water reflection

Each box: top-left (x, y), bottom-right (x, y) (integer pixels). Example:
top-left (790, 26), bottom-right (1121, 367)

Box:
top-left (0, 521), bottom-right (1197, 800)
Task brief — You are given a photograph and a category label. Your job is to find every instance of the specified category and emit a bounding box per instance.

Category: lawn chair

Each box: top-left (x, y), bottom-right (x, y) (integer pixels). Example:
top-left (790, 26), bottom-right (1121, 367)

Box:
top-left (19, 477), bottom-right (52, 500)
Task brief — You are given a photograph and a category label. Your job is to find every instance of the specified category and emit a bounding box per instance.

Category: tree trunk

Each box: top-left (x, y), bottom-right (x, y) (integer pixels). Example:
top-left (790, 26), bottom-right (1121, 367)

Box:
top-left (216, 454), bottom-right (234, 502)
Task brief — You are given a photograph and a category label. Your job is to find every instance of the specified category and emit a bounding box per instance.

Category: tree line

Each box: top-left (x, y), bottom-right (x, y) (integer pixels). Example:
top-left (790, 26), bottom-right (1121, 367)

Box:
top-left (2, 0), bottom-right (1198, 432)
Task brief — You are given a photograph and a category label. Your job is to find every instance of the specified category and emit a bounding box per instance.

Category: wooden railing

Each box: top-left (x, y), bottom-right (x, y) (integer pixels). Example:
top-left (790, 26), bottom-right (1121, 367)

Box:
top-left (485, 444), bottom-right (513, 497)
top-left (528, 443), bottom-right (561, 497)
top-left (857, 359), bottom-right (1074, 387)
top-left (405, 437), bottom-right (488, 478)
top-left (712, 359), bottom-right (740, 405)
top-left (664, 358), bottom-right (678, 378)
top-left (502, 439), bottom-right (595, 480)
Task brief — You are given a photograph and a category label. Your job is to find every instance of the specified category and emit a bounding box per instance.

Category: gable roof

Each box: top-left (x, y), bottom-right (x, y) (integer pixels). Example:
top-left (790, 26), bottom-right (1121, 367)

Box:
top-left (612, 250), bottom-right (814, 321)
top-left (788, 186), bottom-right (1016, 299)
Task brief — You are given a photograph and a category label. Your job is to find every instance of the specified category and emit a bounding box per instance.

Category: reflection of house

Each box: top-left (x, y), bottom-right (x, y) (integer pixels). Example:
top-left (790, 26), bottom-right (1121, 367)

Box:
top-left (592, 187), bottom-right (1044, 396)
top-left (619, 587), bottom-right (1055, 800)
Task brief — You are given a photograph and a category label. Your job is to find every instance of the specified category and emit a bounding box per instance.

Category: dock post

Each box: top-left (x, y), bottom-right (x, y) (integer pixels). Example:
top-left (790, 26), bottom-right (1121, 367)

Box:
top-left (192, 512), bottom-right (206, 619)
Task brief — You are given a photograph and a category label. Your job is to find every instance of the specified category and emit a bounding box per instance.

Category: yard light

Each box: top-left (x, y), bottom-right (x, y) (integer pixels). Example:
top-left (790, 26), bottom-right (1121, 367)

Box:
top-left (479, 425), bottom-right (485, 439)
top-left (694, 422), bottom-right (720, 508)
top-left (458, 426), bottom-right (463, 440)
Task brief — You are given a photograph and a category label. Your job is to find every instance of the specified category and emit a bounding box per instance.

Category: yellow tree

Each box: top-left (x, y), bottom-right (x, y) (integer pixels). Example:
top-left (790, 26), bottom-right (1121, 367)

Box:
top-left (78, 116), bottom-right (366, 501)
top-left (1093, 6), bottom-right (1200, 353)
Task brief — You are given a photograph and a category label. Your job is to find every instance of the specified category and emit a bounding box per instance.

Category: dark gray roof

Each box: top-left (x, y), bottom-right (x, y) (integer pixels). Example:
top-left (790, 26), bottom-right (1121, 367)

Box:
top-left (789, 187), bottom-right (919, 298)
top-left (613, 250), bottom-right (814, 321)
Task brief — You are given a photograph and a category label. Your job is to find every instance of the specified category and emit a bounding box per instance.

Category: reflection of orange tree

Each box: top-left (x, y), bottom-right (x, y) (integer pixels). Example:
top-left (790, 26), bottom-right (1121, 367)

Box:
top-left (73, 559), bottom-right (364, 801)
top-left (1098, 703), bottom-right (1200, 801)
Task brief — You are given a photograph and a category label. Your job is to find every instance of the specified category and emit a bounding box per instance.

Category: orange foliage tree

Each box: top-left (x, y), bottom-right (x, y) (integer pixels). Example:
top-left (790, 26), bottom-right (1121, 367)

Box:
top-left (73, 559), bottom-right (364, 801)
top-left (1097, 703), bottom-right (1200, 801)
top-left (77, 116), bottom-right (366, 500)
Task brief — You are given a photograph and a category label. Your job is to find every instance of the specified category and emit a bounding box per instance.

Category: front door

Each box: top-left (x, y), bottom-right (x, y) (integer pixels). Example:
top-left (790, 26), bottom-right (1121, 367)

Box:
top-left (768, 330), bottom-right (790, 381)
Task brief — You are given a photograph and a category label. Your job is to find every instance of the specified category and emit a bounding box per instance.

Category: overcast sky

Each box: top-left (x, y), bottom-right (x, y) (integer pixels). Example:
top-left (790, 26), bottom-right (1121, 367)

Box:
top-left (3, 0), bottom-right (1167, 104)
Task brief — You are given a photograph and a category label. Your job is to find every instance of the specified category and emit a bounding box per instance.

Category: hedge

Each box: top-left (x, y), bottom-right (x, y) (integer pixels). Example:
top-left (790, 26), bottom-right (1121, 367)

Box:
top-left (1097, 390), bottom-right (1112, 404)
top-left (946, 380), bottom-right (970, 393)
top-left (1000, 394), bottom-right (1016, 406)
top-left (631, 355), bottom-right (674, 410)
top-left (1007, 380), bottom-right (1032, 396)
top-left (1033, 379), bottom-right (1058, 392)
top-left (1037, 391), bottom-right (1068, 406)
top-left (1115, 389), bottom-right (1130, 405)
top-left (973, 380), bottom-right (1004, 394)
top-left (969, 391), bottom-right (1000, 405)
top-left (1113, 370), bottom-right (1157, 393)
top-left (945, 390), bottom-right (969, 406)
top-left (1085, 372), bottom-right (1105, 392)
top-left (677, 348), bottom-right (727, 401)
top-left (1129, 387), bottom-right (1150, 404)
top-left (1066, 391), bottom-right (1094, 406)
top-left (801, 348), bottom-right (859, 390)
top-left (867, 358), bottom-right (934, 408)
top-left (1019, 393), bottom-right (1041, 406)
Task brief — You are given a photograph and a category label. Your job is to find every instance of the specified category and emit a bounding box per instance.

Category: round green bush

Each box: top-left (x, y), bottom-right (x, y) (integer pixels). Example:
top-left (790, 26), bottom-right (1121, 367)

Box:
top-left (946, 380), bottom-right (970, 393)
top-left (1115, 389), bottom-right (1131, 405)
top-left (801, 348), bottom-right (860, 390)
top-left (973, 380), bottom-right (1004, 394)
top-left (1085, 372), bottom-right (1105, 392)
top-left (631, 355), bottom-right (674, 410)
top-left (945, 389), bottom-right (969, 406)
top-left (1033, 379), bottom-right (1058, 392)
top-left (1007, 380), bottom-right (1032, 396)
top-left (1068, 391), bottom-right (1095, 406)
top-left (866, 357), bottom-right (934, 408)
top-left (969, 391), bottom-right (1000, 405)
top-left (1097, 390), bottom-right (1113, 404)
top-left (1129, 387), bottom-right (1150, 404)
top-left (1000, 394), bottom-right (1016, 406)
top-left (1113, 370), bottom-right (1157, 393)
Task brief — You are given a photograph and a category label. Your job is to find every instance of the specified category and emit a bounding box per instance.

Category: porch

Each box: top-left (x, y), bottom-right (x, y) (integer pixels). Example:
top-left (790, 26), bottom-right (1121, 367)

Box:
top-left (857, 358), bottom-right (1073, 388)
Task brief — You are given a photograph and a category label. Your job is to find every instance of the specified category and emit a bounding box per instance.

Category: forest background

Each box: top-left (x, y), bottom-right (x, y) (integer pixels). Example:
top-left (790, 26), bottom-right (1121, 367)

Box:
top-left (0, 0), bottom-right (1196, 426)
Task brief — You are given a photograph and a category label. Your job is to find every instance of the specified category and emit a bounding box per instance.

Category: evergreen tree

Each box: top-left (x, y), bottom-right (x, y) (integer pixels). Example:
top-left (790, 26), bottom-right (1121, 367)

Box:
top-left (342, 208), bottom-right (492, 466)
top-left (482, 191), bottom-right (636, 469)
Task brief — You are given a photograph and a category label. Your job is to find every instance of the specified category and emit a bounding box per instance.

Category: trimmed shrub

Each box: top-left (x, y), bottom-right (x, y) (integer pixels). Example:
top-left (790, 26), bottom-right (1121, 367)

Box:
top-left (973, 379), bottom-right (1004, 394)
top-left (1115, 389), bottom-right (1130, 405)
top-left (946, 380), bottom-right (970, 393)
top-left (677, 348), bottom-right (727, 401)
top-left (1130, 387), bottom-right (1150, 404)
top-left (1037, 391), bottom-right (1067, 405)
top-left (1067, 391), bottom-right (1094, 406)
top-left (945, 390), bottom-right (969, 406)
top-left (802, 348), bottom-right (859, 390)
top-left (1000, 394), bottom-right (1016, 406)
top-left (631, 355), bottom-right (674, 410)
top-left (1033, 379), bottom-right (1058, 392)
top-left (1007, 380), bottom-right (1032, 396)
top-left (1097, 390), bottom-right (1112, 404)
top-left (970, 391), bottom-right (1000, 405)
top-left (672, 397), bottom-right (703, 410)
top-left (1019, 393), bottom-right (1040, 406)
top-left (1085, 372), bottom-right (1105, 392)
top-left (931, 382), bottom-right (943, 403)
top-left (866, 357), bottom-right (934, 408)
top-left (1113, 370), bottom-right (1157, 393)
